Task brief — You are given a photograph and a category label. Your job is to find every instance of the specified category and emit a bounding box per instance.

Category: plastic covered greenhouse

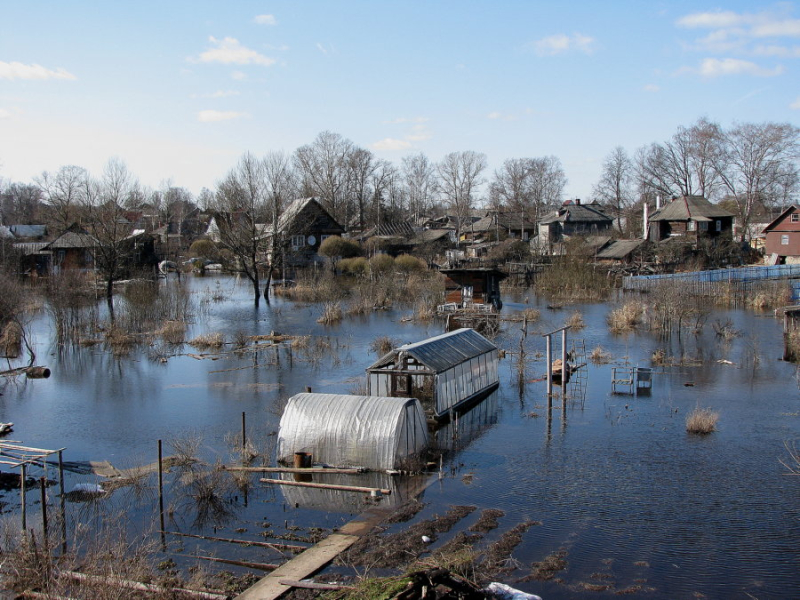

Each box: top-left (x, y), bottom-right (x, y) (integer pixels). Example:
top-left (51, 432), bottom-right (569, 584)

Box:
top-left (366, 328), bottom-right (499, 420)
top-left (276, 393), bottom-right (429, 471)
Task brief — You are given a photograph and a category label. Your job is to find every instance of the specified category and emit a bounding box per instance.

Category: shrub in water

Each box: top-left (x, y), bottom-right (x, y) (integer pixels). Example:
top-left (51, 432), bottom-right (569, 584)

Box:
top-left (686, 407), bottom-right (719, 434)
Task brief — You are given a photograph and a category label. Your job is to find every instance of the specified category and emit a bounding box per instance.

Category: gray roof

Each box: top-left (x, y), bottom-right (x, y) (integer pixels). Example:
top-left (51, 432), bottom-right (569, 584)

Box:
top-left (539, 204), bottom-right (613, 225)
top-left (471, 213), bottom-right (537, 232)
top-left (13, 242), bottom-right (50, 256)
top-left (595, 239), bottom-right (645, 259)
top-left (368, 328), bottom-right (497, 374)
top-left (47, 231), bottom-right (98, 249)
top-left (9, 225), bottom-right (47, 238)
top-left (649, 195), bottom-right (734, 222)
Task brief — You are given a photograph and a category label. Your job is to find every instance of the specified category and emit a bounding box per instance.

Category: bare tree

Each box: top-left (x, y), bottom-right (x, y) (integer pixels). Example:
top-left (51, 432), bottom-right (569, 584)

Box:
top-left (81, 158), bottom-right (141, 300)
top-left (635, 118), bottom-right (725, 202)
top-left (35, 165), bottom-right (88, 232)
top-left (0, 182), bottom-right (42, 225)
top-left (369, 159), bottom-right (401, 228)
top-left (437, 150), bottom-right (487, 244)
top-left (712, 121), bottom-right (800, 242)
top-left (592, 147), bottom-right (634, 232)
top-left (402, 152), bottom-right (436, 223)
top-left (263, 150), bottom-right (296, 294)
top-left (294, 131), bottom-right (353, 224)
top-left (344, 146), bottom-right (375, 231)
top-left (212, 153), bottom-right (268, 305)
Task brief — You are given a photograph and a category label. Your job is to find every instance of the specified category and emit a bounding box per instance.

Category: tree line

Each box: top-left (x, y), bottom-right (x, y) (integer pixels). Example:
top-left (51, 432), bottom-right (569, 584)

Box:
top-left (1, 119), bottom-right (798, 245)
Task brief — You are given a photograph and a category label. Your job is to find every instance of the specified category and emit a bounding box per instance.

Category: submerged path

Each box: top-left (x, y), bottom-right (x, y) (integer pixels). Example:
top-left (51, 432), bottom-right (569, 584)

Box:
top-left (235, 475), bottom-right (433, 600)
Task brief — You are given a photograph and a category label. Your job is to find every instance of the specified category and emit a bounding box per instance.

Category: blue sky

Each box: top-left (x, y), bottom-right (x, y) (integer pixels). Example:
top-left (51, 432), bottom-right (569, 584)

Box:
top-left (1, 1), bottom-right (799, 201)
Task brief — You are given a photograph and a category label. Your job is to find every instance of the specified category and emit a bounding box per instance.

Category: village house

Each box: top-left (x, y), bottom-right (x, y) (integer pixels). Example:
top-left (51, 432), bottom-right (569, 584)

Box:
top-left (267, 197), bottom-right (345, 266)
top-left (463, 211), bottom-right (538, 243)
top-left (647, 195), bottom-right (734, 243)
top-left (762, 205), bottom-right (800, 263)
top-left (537, 200), bottom-right (613, 253)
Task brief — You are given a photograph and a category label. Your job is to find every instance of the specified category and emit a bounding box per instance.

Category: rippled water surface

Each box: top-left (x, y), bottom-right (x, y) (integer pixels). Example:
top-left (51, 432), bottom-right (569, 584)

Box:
top-left (2, 275), bottom-right (798, 599)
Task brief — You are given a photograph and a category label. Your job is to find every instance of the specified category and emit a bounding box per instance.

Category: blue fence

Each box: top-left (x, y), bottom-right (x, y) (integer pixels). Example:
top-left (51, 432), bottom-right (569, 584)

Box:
top-left (623, 264), bottom-right (800, 294)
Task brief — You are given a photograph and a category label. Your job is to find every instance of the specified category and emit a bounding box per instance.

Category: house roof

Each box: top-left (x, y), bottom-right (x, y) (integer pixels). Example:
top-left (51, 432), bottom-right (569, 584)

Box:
top-left (649, 195), bottom-right (734, 222)
top-left (46, 231), bottom-right (98, 250)
top-left (595, 239), bottom-right (645, 260)
top-left (3, 225), bottom-right (47, 239)
top-left (13, 242), bottom-right (50, 256)
top-left (471, 213), bottom-right (538, 233)
top-left (361, 221), bottom-right (415, 239)
top-left (367, 328), bottom-right (497, 374)
top-left (277, 197), bottom-right (343, 234)
top-left (539, 204), bottom-right (613, 225)
top-left (762, 204), bottom-right (800, 234)
top-left (411, 229), bottom-right (452, 244)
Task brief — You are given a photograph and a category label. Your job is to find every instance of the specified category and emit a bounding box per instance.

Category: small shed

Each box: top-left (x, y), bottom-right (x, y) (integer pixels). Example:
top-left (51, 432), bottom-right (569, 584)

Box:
top-left (440, 267), bottom-right (506, 309)
top-left (277, 393), bottom-right (428, 471)
top-left (367, 328), bottom-right (499, 419)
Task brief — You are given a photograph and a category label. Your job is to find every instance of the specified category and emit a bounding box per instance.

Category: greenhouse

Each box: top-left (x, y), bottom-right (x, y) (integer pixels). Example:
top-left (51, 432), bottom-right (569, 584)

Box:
top-left (276, 393), bottom-right (429, 471)
top-left (366, 328), bottom-right (499, 420)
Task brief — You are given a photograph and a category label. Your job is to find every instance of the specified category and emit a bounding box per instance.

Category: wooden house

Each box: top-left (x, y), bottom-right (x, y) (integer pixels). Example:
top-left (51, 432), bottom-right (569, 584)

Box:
top-left (762, 205), bottom-right (800, 262)
top-left (366, 328), bottom-right (500, 421)
top-left (440, 266), bottom-right (506, 310)
top-left (464, 212), bottom-right (538, 243)
top-left (269, 197), bottom-right (345, 265)
top-left (538, 200), bottom-right (613, 251)
top-left (46, 227), bottom-right (98, 272)
top-left (648, 195), bottom-right (734, 242)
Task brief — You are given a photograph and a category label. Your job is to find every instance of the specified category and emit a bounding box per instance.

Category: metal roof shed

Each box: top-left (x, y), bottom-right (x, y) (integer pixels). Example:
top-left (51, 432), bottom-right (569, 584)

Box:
top-left (367, 328), bottom-right (499, 419)
top-left (277, 393), bottom-right (428, 471)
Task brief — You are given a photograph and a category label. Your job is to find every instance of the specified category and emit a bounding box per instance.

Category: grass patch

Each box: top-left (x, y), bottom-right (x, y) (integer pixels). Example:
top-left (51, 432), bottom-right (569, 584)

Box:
top-left (607, 301), bottom-right (644, 333)
top-left (188, 332), bottom-right (225, 349)
top-left (686, 407), bottom-right (719, 434)
top-left (317, 302), bottom-right (343, 324)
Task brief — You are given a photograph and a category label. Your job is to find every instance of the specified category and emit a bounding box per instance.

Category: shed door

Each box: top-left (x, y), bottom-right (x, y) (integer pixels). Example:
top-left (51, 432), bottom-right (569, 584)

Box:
top-left (391, 373), bottom-right (411, 396)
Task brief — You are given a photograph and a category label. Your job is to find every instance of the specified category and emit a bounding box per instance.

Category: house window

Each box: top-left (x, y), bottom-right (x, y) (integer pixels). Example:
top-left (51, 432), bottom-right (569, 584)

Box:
top-left (320, 235), bottom-right (330, 243)
top-left (716, 220), bottom-right (722, 232)
top-left (687, 221), bottom-right (696, 231)
top-left (782, 235), bottom-right (790, 245)
top-left (792, 214), bottom-right (800, 223)
top-left (291, 235), bottom-right (305, 250)
top-left (699, 221), bottom-right (708, 231)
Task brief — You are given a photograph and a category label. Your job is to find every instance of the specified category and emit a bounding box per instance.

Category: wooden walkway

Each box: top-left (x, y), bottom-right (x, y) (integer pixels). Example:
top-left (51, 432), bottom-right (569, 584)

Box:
top-left (234, 505), bottom-right (393, 600)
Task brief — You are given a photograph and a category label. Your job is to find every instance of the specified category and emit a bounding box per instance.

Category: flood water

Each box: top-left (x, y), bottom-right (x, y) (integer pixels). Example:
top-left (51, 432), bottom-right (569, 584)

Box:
top-left (2, 274), bottom-right (799, 599)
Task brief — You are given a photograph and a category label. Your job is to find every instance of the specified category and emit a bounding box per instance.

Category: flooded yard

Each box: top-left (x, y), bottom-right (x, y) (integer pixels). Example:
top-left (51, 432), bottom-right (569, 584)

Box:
top-left (1, 274), bottom-right (798, 599)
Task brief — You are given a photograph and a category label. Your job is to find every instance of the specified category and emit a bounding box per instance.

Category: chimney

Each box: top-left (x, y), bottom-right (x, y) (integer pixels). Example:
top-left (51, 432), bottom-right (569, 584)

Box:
top-left (643, 203), bottom-right (649, 240)
top-left (656, 194), bottom-right (661, 210)
top-left (575, 198), bottom-right (581, 205)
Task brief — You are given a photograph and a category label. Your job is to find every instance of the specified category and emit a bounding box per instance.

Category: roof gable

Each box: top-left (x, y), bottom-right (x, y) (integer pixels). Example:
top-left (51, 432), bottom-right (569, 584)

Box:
top-left (277, 197), bottom-right (344, 234)
top-left (368, 328), bottom-right (497, 373)
top-left (762, 204), bottom-right (800, 234)
top-left (649, 195), bottom-right (734, 222)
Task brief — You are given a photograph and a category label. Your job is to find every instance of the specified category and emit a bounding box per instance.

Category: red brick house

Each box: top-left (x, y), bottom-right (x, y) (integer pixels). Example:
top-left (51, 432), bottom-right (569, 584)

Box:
top-left (762, 205), bottom-right (800, 261)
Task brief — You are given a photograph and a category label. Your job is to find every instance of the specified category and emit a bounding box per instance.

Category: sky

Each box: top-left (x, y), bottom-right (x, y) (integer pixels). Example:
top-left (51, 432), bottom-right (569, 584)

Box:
top-left (1, 1), bottom-right (799, 202)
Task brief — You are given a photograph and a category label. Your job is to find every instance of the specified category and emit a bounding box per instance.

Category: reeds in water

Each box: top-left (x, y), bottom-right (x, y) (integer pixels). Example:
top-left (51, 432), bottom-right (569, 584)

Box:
top-left (686, 407), bottom-right (719, 434)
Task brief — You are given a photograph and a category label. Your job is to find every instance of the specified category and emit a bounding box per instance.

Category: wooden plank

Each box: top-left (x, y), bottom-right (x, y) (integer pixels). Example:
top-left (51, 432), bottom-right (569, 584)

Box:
top-left (234, 533), bottom-right (359, 600)
top-left (222, 466), bottom-right (364, 474)
top-left (260, 478), bottom-right (391, 495)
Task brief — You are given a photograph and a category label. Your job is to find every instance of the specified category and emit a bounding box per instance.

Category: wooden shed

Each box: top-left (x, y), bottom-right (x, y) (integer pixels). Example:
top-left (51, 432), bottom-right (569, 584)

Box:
top-left (367, 328), bottom-right (500, 421)
top-left (440, 267), bottom-right (506, 310)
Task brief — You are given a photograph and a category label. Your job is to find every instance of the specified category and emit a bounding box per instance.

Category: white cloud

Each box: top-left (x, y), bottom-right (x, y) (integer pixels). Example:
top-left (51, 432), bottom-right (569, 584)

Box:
top-left (254, 14), bottom-right (277, 26)
top-left (677, 11), bottom-right (748, 29)
top-left (0, 108), bottom-right (11, 119)
top-left (406, 125), bottom-right (432, 141)
top-left (0, 61), bottom-right (76, 81)
top-left (231, 71), bottom-right (247, 80)
top-left (194, 36), bottom-right (276, 66)
top-left (791, 97), bottom-right (800, 109)
top-left (752, 20), bottom-right (800, 38)
top-left (532, 33), bottom-right (595, 56)
top-left (681, 57), bottom-right (784, 77)
top-left (487, 111), bottom-right (502, 120)
top-left (197, 110), bottom-right (249, 122)
top-left (316, 43), bottom-right (335, 55)
top-left (384, 116), bottom-right (429, 124)
top-left (371, 138), bottom-right (412, 151)
top-left (753, 44), bottom-right (800, 57)
top-left (486, 111), bottom-right (518, 121)
top-left (643, 84), bottom-right (660, 92)
top-left (192, 90), bottom-right (241, 99)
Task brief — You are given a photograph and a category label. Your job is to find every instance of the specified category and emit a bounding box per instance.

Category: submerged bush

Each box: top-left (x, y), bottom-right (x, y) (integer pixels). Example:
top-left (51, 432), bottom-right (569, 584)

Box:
top-left (686, 407), bottom-right (719, 434)
top-left (317, 302), bottom-right (343, 324)
top-left (369, 254), bottom-right (395, 276)
top-left (607, 301), bottom-right (644, 333)
top-left (339, 256), bottom-right (369, 276)
top-left (395, 254), bottom-right (426, 274)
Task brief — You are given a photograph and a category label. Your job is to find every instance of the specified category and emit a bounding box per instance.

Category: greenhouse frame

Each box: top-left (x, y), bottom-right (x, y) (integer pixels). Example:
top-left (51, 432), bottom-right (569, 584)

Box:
top-left (277, 393), bottom-right (429, 471)
top-left (366, 328), bottom-right (500, 420)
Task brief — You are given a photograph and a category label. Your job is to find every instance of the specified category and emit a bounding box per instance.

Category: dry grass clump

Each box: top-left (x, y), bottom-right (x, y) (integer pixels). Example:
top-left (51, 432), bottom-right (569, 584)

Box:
top-left (566, 310), bottom-right (585, 330)
top-left (157, 320), bottom-right (186, 344)
top-left (291, 335), bottom-right (310, 349)
top-left (0, 320), bottom-right (22, 358)
top-left (589, 346), bottom-right (612, 364)
top-left (686, 407), bottom-right (719, 434)
top-left (521, 308), bottom-right (541, 322)
top-left (188, 332), bottom-right (225, 349)
top-left (370, 335), bottom-right (398, 356)
top-left (651, 348), bottom-right (668, 366)
top-left (317, 302), bottom-right (343, 324)
top-left (712, 318), bottom-right (740, 341)
top-left (105, 326), bottom-right (138, 355)
top-left (746, 283), bottom-right (790, 310)
top-left (607, 301), bottom-right (644, 333)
